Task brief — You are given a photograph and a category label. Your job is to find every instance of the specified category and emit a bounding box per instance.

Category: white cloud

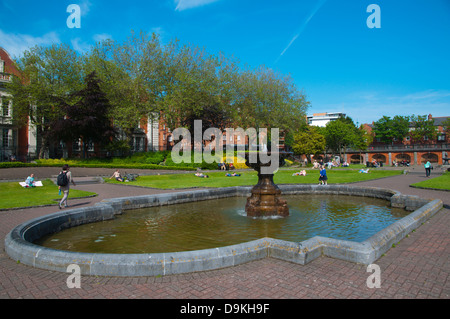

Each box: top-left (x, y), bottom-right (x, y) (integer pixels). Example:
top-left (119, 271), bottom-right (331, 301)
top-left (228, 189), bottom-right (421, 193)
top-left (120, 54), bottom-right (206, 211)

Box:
top-left (70, 38), bottom-right (91, 53)
top-left (174, 0), bottom-right (221, 11)
top-left (0, 29), bottom-right (60, 58)
top-left (79, 0), bottom-right (93, 16)
top-left (93, 33), bottom-right (113, 43)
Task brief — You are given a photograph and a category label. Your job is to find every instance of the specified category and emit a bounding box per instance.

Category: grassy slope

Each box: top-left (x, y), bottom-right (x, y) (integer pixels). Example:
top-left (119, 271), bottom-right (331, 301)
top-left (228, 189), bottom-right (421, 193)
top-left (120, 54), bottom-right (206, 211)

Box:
top-left (104, 168), bottom-right (402, 189)
top-left (410, 171), bottom-right (450, 190)
top-left (0, 179), bottom-right (97, 209)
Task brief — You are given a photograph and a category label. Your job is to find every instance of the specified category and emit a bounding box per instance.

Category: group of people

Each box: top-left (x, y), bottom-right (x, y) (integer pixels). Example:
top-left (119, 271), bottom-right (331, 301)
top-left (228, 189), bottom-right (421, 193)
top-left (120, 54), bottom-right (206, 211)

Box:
top-left (311, 160), bottom-right (348, 169)
top-left (392, 160), bottom-right (410, 167)
top-left (218, 162), bottom-right (235, 170)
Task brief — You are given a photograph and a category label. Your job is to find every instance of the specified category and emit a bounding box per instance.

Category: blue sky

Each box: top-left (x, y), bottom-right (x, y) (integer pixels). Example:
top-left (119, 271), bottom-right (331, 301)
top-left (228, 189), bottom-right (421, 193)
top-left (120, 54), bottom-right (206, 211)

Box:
top-left (1, 0), bottom-right (449, 125)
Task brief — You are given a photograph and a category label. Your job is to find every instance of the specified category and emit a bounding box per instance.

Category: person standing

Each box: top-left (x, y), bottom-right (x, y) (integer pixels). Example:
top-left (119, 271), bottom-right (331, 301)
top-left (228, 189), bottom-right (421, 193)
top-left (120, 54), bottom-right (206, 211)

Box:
top-left (424, 161), bottom-right (432, 178)
top-left (319, 165), bottom-right (328, 185)
top-left (58, 164), bottom-right (76, 209)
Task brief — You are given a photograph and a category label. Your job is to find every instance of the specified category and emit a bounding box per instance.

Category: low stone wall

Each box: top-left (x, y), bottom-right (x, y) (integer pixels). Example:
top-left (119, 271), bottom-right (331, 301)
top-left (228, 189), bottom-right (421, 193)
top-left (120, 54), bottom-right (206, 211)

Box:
top-left (4, 185), bottom-right (443, 277)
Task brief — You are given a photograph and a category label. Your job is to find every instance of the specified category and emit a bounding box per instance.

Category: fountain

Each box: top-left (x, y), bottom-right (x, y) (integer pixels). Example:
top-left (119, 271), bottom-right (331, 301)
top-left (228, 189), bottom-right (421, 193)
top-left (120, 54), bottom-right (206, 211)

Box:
top-left (4, 185), bottom-right (442, 276)
top-left (244, 150), bottom-right (290, 217)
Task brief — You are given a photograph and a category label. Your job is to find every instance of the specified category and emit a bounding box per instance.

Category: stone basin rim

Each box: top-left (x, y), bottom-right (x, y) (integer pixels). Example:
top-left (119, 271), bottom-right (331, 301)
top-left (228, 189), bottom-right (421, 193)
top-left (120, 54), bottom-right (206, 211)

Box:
top-left (4, 185), bottom-right (443, 277)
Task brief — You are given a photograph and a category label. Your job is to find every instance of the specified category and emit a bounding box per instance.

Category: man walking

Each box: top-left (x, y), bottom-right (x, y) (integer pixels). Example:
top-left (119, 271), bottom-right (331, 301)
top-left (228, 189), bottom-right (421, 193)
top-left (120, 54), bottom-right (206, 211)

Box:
top-left (424, 161), bottom-right (432, 178)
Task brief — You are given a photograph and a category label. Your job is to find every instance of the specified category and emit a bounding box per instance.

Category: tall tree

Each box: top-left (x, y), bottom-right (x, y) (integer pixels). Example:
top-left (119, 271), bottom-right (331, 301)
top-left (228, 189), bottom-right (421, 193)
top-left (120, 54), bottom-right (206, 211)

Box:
top-left (372, 115), bottom-right (410, 144)
top-left (292, 125), bottom-right (326, 162)
top-left (7, 44), bottom-right (83, 158)
top-left (83, 31), bottom-right (163, 146)
top-left (324, 119), bottom-right (357, 160)
top-left (409, 114), bottom-right (437, 143)
top-left (51, 71), bottom-right (116, 158)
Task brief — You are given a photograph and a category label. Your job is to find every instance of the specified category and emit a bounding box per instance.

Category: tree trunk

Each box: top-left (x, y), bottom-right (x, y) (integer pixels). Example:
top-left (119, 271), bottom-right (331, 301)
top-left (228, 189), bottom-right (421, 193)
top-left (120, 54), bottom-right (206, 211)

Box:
top-left (38, 130), bottom-right (48, 159)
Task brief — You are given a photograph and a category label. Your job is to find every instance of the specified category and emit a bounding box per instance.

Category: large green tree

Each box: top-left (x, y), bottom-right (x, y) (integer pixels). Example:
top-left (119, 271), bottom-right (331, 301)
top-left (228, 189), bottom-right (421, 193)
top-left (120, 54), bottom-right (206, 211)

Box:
top-left (292, 125), bottom-right (326, 162)
top-left (83, 31), bottom-right (164, 146)
top-left (51, 71), bottom-right (116, 158)
top-left (324, 117), bottom-right (358, 160)
top-left (7, 44), bottom-right (83, 158)
top-left (409, 115), bottom-right (437, 143)
top-left (372, 115), bottom-right (410, 144)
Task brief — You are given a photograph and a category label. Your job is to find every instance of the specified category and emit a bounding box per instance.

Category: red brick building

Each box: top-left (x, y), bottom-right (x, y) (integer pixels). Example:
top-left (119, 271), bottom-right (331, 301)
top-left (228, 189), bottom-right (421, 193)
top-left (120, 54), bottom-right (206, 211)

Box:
top-left (348, 114), bottom-right (449, 166)
top-left (0, 47), bottom-right (32, 162)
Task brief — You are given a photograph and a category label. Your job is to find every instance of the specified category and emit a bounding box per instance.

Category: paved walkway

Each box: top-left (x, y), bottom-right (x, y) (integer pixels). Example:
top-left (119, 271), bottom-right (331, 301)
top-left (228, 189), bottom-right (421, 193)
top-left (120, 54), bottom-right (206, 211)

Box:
top-left (0, 167), bottom-right (448, 299)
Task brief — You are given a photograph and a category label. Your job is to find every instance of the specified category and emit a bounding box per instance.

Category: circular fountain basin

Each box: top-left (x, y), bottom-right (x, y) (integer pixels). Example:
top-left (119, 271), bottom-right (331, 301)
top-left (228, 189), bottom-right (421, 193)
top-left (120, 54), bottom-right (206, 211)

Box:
top-left (5, 185), bottom-right (443, 277)
top-left (34, 195), bottom-right (410, 254)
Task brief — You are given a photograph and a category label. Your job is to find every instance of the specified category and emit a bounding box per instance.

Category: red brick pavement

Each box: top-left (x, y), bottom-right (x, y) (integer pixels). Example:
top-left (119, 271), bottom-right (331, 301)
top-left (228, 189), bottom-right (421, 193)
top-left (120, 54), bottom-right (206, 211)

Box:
top-left (0, 168), bottom-right (449, 300)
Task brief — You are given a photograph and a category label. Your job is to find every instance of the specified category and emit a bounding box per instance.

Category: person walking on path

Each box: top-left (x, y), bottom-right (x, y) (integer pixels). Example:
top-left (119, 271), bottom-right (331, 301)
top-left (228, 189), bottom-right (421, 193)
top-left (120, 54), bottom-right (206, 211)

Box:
top-left (57, 164), bottom-right (76, 209)
top-left (424, 161), bottom-right (432, 177)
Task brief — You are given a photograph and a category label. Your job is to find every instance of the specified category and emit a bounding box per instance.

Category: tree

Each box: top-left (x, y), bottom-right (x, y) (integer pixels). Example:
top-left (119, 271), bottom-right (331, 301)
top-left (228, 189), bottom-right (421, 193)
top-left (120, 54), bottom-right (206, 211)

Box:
top-left (409, 114), bottom-right (437, 143)
top-left (372, 115), bottom-right (410, 144)
top-left (352, 125), bottom-right (374, 163)
top-left (292, 125), bottom-right (325, 162)
top-left (7, 44), bottom-right (83, 158)
top-left (158, 39), bottom-right (309, 150)
top-left (442, 118), bottom-right (450, 133)
top-left (324, 119), bottom-right (357, 160)
top-left (51, 71), bottom-right (116, 158)
top-left (83, 31), bottom-right (163, 147)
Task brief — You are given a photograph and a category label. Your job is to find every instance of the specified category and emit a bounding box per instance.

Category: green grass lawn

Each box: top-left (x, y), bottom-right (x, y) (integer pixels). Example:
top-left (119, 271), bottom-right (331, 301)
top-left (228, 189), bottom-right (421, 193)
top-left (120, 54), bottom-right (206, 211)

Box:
top-left (104, 168), bottom-right (402, 189)
top-left (0, 179), bottom-right (97, 210)
top-left (410, 171), bottom-right (450, 191)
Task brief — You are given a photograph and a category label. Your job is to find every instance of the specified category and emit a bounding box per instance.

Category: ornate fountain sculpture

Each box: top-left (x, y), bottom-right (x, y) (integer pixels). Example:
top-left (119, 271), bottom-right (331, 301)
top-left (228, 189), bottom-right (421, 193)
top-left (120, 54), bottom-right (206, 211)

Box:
top-left (243, 149), bottom-right (291, 217)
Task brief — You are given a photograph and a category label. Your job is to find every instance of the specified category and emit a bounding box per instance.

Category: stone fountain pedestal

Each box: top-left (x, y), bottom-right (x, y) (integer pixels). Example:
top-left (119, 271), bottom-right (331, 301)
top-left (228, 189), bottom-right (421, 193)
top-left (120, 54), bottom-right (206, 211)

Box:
top-left (244, 151), bottom-right (290, 218)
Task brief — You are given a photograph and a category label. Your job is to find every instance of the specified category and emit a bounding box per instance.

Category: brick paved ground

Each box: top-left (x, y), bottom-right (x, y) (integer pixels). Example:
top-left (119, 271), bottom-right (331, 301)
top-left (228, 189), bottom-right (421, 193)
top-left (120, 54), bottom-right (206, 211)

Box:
top-left (0, 167), bottom-right (448, 300)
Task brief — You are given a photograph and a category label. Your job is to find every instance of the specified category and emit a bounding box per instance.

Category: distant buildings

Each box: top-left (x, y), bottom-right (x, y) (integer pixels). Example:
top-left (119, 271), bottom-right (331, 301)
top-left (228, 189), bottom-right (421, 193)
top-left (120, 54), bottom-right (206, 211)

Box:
top-left (0, 47), bottom-right (35, 162)
top-left (357, 114), bottom-right (449, 165)
top-left (307, 112), bottom-right (346, 127)
top-left (2, 43), bottom-right (448, 165)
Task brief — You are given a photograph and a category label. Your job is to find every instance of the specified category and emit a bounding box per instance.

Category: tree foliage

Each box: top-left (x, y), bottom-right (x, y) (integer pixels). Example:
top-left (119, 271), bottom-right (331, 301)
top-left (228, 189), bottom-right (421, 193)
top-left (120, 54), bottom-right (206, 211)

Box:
top-left (50, 71), bottom-right (116, 158)
top-left (292, 125), bottom-right (325, 161)
top-left (372, 115), bottom-right (410, 144)
top-left (6, 43), bottom-right (83, 158)
top-left (8, 31), bottom-right (310, 157)
top-left (408, 114), bottom-right (437, 143)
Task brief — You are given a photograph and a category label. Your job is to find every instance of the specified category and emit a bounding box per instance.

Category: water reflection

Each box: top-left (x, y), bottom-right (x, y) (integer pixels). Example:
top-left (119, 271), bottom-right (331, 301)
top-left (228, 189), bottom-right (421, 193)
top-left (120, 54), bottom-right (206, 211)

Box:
top-left (35, 195), bottom-right (410, 254)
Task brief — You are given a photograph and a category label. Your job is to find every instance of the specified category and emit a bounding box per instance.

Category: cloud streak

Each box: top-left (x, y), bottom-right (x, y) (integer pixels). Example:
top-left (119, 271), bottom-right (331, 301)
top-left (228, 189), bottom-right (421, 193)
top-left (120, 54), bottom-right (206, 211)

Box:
top-left (276, 0), bottom-right (327, 63)
top-left (174, 0), bottom-right (221, 11)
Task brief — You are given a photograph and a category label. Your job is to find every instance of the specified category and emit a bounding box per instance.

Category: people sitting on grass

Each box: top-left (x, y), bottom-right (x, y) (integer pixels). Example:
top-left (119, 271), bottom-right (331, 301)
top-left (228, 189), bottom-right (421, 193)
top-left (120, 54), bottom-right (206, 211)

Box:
top-left (110, 169), bottom-right (124, 182)
top-left (292, 170), bottom-right (307, 176)
top-left (195, 172), bottom-right (209, 178)
top-left (226, 172), bottom-right (241, 177)
top-left (25, 174), bottom-right (35, 187)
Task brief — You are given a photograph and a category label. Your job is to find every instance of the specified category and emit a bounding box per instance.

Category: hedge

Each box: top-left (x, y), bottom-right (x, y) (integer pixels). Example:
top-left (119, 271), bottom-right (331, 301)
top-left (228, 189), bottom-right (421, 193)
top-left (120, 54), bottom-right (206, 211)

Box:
top-left (0, 161), bottom-right (195, 171)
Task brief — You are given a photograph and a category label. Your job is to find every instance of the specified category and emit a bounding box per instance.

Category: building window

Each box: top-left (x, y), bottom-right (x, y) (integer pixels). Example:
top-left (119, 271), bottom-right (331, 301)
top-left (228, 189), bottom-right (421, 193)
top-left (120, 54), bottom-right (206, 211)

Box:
top-left (437, 134), bottom-right (446, 141)
top-left (1, 98), bottom-right (10, 116)
top-left (2, 129), bottom-right (9, 148)
top-left (73, 139), bottom-right (81, 151)
top-left (0, 60), bottom-right (4, 73)
top-left (87, 140), bottom-right (94, 152)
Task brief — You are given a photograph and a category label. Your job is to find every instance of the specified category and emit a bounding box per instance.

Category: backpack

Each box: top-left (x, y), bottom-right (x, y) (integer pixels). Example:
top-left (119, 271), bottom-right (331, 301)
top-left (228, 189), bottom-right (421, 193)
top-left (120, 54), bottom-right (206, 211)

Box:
top-left (57, 171), bottom-right (68, 186)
